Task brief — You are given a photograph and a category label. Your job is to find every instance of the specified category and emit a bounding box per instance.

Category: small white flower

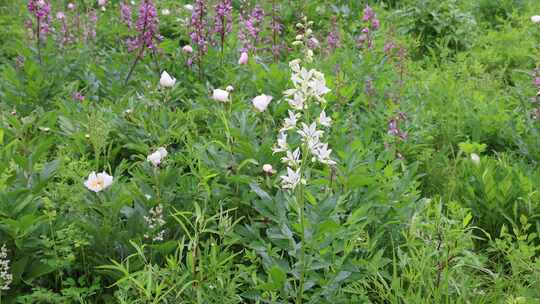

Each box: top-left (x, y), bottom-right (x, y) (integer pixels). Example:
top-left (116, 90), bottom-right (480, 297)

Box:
top-left (226, 85), bottom-right (234, 92)
top-left (252, 94), bottom-right (273, 112)
top-left (280, 110), bottom-right (300, 132)
top-left (161, 8), bottom-right (170, 16)
top-left (67, 3), bottom-right (75, 10)
top-left (470, 153), bottom-right (480, 165)
top-left (159, 71), bottom-right (176, 88)
top-left (84, 171), bottom-right (113, 192)
top-left (182, 45), bottom-right (193, 53)
top-left (313, 143), bottom-right (336, 165)
top-left (212, 89), bottom-right (230, 102)
top-left (280, 167), bottom-right (303, 190)
top-left (262, 164), bottom-right (275, 174)
top-left (532, 15), bottom-right (540, 23)
top-left (56, 12), bottom-right (65, 20)
top-left (318, 110), bottom-right (332, 127)
top-left (184, 4), bottom-right (194, 11)
top-left (272, 132), bottom-right (288, 154)
top-left (298, 122), bottom-right (324, 143)
top-left (147, 147), bottom-right (168, 166)
top-left (144, 194), bottom-right (152, 200)
top-left (97, 0), bottom-right (106, 7)
top-left (281, 148), bottom-right (301, 168)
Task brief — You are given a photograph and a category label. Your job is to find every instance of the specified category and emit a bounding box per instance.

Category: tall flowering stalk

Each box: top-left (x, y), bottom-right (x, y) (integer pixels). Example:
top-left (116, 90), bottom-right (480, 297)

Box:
top-left (357, 5), bottom-right (380, 50)
top-left (273, 53), bottom-right (334, 302)
top-left (292, 17), bottom-right (315, 63)
top-left (27, 0), bottom-right (52, 63)
top-left (213, 0), bottom-right (232, 57)
top-left (531, 68), bottom-right (540, 120)
top-left (56, 11), bottom-right (71, 48)
top-left (268, 0), bottom-right (284, 61)
top-left (326, 15), bottom-right (341, 53)
top-left (120, 1), bottom-right (133, 29)
top-left (238, 5), bottom-right (265, 55)
top-left (189, 0), bottom-right (209, 75)
top-left (124, 0), bottom-right (161, 84)
top-left (0, 244), bottom-right (12, 293)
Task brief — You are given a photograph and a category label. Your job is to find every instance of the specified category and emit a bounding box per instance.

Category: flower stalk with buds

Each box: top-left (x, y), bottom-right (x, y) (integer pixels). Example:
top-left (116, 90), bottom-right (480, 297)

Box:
top-left (272, 49), bottom-right (334, 302)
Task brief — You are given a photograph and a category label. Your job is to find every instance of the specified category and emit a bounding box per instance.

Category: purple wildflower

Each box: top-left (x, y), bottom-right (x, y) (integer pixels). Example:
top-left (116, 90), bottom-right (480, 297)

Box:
top-left (127, 0), bottom-right (161, 53)
top-left (83, 10), bottom-right (98, 42)
top-left (72, 91), bottom-right (85, 102)
top-left (190, 0), bottom-right (209, 55)
top-left (357, 5), bottom-right (380, 50)
top-left (387, 113), bottom-right (408, 141)
top-left (238, 5), bottom-right (265, 53)
top-left (327, 16), bottom-right (341, 52)
top-left (27, 0), bottom-right (52, 40)
top-left (120, 2), bottom-right (133, 29)
top-left (56, 11), bottom-right (72, 47)
top-left (124, 0), bottom-right (162, 84)
top-left (213, 0), bottom-right (232, 49)
top-left (362, 5), bottom-right (375, 22)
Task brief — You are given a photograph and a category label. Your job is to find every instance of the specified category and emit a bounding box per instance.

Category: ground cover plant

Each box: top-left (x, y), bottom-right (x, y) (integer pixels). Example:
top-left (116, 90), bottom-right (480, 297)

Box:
top-left (0, 0), bottom-right (540, 303)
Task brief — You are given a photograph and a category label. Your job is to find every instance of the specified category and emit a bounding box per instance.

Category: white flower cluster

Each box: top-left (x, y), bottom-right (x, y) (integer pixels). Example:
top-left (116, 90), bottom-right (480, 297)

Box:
top-left (273, 59), bottom-right (336, 191)
top-left (143, 204), bottom-right (166, 242)
top-left (0, 244), bottom-right (12, 291)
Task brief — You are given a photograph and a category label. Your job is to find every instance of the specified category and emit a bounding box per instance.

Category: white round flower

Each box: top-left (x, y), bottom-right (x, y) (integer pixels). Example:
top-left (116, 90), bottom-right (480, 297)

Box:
top-left (97, 0), bottom-right (106, 7)
top-left (147, 147), bottom-right (168, 167)
top-left (252, 94), bottom-right (273, 112)
top-left (182, 45), bottom-right (193, 53)
top-left (161, 9), bottom-right (170, 16)
top-left (159, 71), bottom-right (176, 88)
top-left (470, 153), bottom-right (480, 165)
top-left (262, 164), bottom-right (275, 174)
top-left (532, 15), bottom-right (540, 23)
top-left (226, 85), bottom-right (234, 92)
top-left (184, 4), bottom-right (194, 11)
top-left (84, 171), bottom-right (113, 192)
top-left (212, 89), bottom-right (229, 102)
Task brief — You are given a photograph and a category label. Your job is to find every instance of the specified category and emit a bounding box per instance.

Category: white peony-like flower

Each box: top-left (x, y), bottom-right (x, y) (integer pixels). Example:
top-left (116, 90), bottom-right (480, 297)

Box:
top-left (159, 71), bottom-right (176, 88)
top-left (147, 147), bottom-right (168, 167)
top-left (184, 4), bottom-right (194, 11)
top-left (97, 0), bottom-right (106, 7)
top-left (212, 89), bottom-right (230, 102)
top-left (182, 45), bottom-right (193, 53)
top-left (262, 164), bottom-right (275, 174)
top-left (532, 15), bottom-right (540, 23)
top-left (84, 171), bottom-right (113, 192)
top-left (252, 94), bottom-right (273, 112)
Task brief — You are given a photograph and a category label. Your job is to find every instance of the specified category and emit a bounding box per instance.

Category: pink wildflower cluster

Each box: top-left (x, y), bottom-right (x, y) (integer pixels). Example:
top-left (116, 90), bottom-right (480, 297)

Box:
top-left (357, 5), bottom-right (380, 50)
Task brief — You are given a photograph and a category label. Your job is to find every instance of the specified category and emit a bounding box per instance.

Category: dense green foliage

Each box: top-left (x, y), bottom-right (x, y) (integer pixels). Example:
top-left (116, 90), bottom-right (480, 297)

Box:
top-left (1, 0), bottom-right (539, 303)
